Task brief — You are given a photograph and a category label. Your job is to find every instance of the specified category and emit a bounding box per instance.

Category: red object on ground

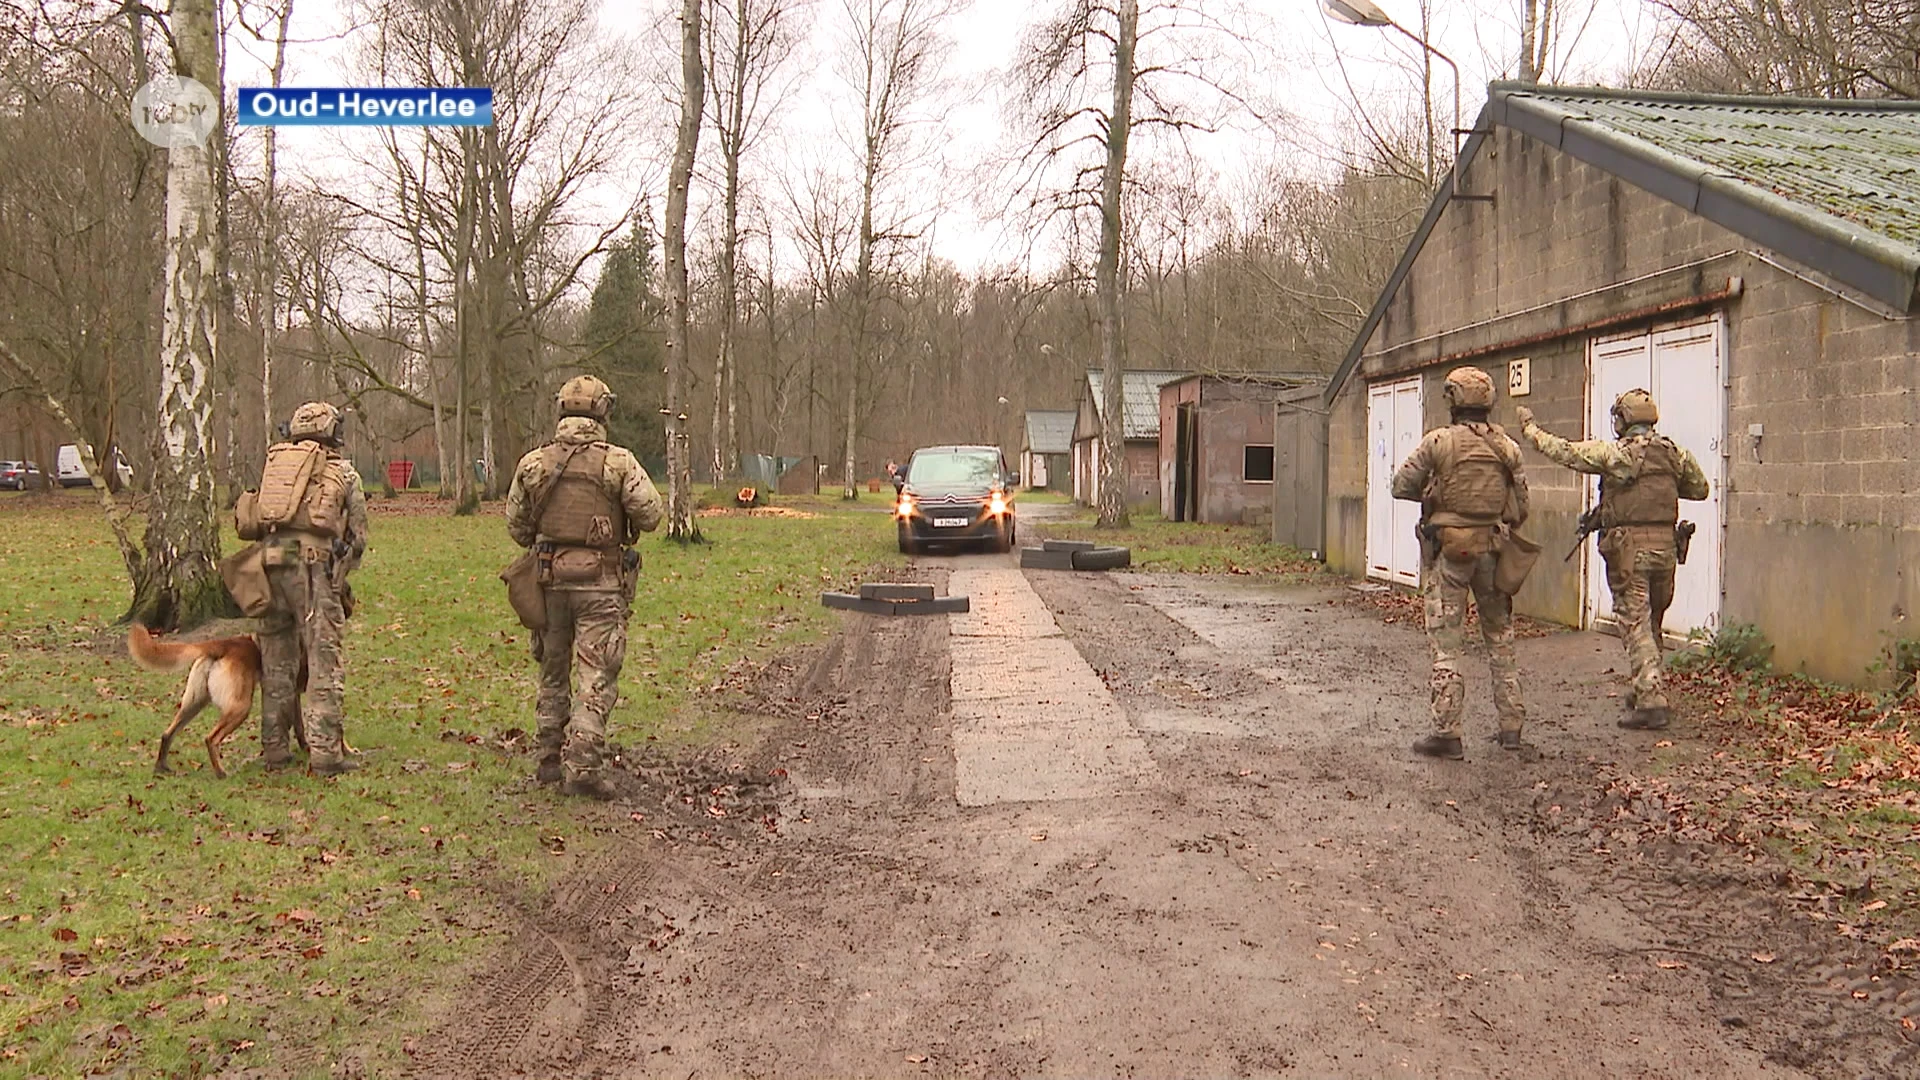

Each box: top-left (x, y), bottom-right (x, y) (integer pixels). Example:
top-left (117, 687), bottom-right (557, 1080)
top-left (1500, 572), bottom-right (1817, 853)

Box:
top-left (386, 460), bottom-right (415, 490)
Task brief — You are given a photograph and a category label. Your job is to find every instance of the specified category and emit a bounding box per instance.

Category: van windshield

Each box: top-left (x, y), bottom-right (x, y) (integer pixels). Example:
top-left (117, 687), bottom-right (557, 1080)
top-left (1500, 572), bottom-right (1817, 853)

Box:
top-left (907, 451), bottom-right (999, 487)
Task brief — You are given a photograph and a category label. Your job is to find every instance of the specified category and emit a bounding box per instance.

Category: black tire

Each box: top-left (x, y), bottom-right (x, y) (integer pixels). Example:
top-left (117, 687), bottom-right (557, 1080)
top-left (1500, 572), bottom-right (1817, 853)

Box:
top-left (897, 525), bottom-right (921, 556)
top-left (990, 520), bottom-right (1014, 554)
top-left (1071, 546), bottom-right (1131, 571)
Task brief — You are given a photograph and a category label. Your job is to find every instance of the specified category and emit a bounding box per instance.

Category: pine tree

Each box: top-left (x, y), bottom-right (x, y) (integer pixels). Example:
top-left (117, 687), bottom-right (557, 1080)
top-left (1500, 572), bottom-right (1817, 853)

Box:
top-left (584, 219), bottom-right (666, 473)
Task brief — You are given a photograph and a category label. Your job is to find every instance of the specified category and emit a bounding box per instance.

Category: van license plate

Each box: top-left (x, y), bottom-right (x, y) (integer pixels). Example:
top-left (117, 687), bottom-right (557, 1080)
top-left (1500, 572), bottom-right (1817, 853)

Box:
top-left (933, 517), bottom-right (967, 528)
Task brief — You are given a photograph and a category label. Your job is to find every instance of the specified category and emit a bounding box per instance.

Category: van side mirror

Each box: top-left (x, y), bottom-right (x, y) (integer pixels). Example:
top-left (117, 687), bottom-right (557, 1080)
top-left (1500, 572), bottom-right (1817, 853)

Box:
top-left (1008, 471), bottom-right (1022, 487)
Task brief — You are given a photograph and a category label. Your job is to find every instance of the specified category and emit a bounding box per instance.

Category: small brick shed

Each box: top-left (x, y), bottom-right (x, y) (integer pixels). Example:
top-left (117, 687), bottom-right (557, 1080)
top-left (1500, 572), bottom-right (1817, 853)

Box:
top-left (1158, 373), bottom-right (1323, 526)
top-left (1322, 83), bottom-right (1920, 684)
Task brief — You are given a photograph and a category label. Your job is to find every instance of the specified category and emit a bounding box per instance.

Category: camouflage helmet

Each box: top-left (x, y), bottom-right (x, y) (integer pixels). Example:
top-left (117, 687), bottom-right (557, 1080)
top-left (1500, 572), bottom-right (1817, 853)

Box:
top-left (287, 401), bottom-right (343, 444)
top-left (1611, 388), bottom-right (1659, 433)
top-left (556, 375), bottom-right (615, 421)
top-left (1442, 366), bottom-right (1495, 410)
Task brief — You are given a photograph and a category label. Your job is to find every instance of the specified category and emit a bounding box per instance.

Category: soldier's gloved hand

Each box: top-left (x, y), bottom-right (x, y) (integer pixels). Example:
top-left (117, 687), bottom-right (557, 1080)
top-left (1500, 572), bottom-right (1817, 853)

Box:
top-left (1515, 406), bottom-right (1535, 429)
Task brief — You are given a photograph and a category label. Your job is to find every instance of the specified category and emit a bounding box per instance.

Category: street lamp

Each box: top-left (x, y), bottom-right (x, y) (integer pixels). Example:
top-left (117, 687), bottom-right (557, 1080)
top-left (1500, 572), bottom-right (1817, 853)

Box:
top-left (1323, 0), bottom-right (1491, 202)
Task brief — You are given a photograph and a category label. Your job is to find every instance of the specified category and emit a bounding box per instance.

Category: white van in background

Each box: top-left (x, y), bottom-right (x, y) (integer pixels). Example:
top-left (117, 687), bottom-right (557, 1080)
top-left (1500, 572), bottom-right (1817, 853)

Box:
top-left (57, 445), bottom-right (133, 489)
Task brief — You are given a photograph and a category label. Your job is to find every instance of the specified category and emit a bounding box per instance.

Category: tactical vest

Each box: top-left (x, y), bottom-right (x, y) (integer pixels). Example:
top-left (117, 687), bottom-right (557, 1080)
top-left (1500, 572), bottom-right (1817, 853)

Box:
top-left (258, 441), bottom-right (348, 539)
top-left (1427, 423), bottom-right (1512, 526)
top-left (1600, 434), bottom-right (1681, 527)
top-left (537, 443), bottom-right (622, 547)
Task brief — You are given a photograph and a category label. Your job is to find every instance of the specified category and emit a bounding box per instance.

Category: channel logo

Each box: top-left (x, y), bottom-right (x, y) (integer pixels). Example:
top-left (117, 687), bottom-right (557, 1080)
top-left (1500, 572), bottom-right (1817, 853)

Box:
top-left (238, 87), bottom-right (493, 127)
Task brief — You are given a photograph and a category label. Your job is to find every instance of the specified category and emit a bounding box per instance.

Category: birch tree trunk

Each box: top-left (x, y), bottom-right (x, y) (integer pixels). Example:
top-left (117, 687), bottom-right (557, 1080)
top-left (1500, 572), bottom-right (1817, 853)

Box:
top-left (132, 0), bottom-right (228, 627)
top-left (1094, 0), bottom-right (1137, 529)
top-left (664, 0), bottom-right (706, 540)
top-left (259, 0), bottom-right (293, 453)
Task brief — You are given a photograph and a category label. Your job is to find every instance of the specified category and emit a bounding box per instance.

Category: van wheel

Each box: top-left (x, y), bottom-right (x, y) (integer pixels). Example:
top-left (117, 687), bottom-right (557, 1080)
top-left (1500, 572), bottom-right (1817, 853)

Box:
top-left (991, 521), bottom-right (1014, 554)
top-left (897, 526), bottom-right (921, 556)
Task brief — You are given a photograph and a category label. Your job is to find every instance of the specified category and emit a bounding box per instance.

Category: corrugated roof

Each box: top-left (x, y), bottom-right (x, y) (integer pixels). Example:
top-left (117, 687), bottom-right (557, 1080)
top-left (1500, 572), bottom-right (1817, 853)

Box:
top-left (1023, 410), bottom-right (1075, 454)
top-left (1085, 370), bottom-right (1187, 440)
top-left (1506, 87), bottom-right (1920, 249)
top-left (1325, 84), bottom-right (1920, 405)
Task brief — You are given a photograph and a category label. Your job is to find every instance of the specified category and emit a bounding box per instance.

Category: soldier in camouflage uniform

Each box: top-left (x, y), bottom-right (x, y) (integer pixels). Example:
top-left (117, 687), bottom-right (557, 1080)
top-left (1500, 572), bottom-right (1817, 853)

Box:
top-left (505, 376), bottom-right (664, 799)
top-left (1518, 390), bottom-right (1709, 731)
top-left (258, 401), bottom-right (368, 776)
top-left (1392, 367), bottom-right (1532, 759)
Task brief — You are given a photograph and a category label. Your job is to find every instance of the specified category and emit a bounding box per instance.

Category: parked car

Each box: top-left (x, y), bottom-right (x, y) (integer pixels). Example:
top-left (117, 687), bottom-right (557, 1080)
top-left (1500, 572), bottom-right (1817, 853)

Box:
top-left (892, 444), bottom-right (1019, 554)
top-left (56, 445), bottom-right (133, 489)
top-left (0, 460), bottom-right (43, 490)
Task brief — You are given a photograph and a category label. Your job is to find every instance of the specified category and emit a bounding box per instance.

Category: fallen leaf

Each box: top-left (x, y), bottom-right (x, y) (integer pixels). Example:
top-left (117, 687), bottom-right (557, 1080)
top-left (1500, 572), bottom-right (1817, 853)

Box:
top-left (905, 1055), bottom-right (928, 1064)
top-left (50, 927), bottom-right (77, 943)
top-left (405, 888), bottom-right (422, 901)
top-left (1655, 960), bottom-right (1688, 970)
top-left (203, 993), bottom-right (229, 1016)
top-left (301, 946), bottom-right (325, 960)
top-left (1853, 990), bottom-right (1870, 1000)
top-left (1655, 740), bottom-right (1674, 748)
top-left (284, 908), bottom-right (315, 923)
top-left (1752, 952), bottom-right (1776, 963)
top-left (1029, 833), bottom-right (1047, 842)
top-left (1863, 900), bottom-right (1888, 912)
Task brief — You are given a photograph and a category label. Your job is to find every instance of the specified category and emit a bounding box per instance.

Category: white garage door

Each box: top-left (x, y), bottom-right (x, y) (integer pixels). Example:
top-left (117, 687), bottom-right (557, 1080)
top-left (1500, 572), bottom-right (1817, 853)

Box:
top-left (1366, 376), bottom-right (1425, 587)
top-left (1583, 318), bottom-right (1726, 641)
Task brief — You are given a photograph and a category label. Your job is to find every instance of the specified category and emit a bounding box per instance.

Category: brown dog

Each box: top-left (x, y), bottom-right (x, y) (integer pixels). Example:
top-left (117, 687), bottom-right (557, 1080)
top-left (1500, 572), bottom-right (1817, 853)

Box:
top-left (127, 625), bottom-right (342, 778)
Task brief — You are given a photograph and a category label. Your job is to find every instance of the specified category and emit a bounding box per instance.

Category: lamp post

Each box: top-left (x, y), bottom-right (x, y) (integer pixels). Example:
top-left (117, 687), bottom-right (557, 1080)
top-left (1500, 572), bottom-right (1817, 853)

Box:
top-left (1323, 0), bottom-right (1490, 202)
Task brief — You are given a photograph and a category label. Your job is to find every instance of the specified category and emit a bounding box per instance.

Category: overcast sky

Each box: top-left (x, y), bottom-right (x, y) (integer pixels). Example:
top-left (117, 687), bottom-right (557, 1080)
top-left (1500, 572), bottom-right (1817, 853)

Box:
top-left (221, 0), bottom-right (1670, 280)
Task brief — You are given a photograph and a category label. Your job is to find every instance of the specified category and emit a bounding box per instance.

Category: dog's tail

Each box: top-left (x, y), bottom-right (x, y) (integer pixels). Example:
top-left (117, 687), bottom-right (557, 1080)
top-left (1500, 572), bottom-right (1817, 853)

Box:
top-left (127, 624), bottom-right (206, 673)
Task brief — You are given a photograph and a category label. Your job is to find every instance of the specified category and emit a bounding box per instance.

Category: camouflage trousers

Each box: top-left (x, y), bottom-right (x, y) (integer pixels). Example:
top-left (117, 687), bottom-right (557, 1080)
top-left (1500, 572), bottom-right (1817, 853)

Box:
top-left (535, 588), bottom-right (630, 783)
top-left (1423, 551), bottom-right (1525, 738)
top-left (260, 556), bottom-right (349, 765)
top-left (1602, 528), bottom-right (1677, 711)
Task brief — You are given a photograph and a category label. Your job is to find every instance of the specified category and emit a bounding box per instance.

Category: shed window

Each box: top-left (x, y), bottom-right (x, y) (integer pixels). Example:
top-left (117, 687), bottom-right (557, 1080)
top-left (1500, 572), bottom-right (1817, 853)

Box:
top-left (1244, 445), bottom-right (1275, 483)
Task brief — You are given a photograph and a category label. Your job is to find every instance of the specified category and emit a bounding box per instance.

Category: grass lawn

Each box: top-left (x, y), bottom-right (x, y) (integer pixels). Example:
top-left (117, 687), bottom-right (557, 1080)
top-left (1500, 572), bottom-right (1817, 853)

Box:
top-left (0, 492), bottom-right (897, 1077)
top-left (1036, 506), bottom-right (1322, 578)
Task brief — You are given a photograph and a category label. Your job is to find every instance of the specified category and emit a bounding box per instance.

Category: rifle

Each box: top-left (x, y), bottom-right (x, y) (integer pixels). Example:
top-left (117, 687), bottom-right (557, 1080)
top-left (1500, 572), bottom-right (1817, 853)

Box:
top-left (1565, 475), bottom-right (1607, 562)
top-left (1564, 506), bottom-right (1603, 562)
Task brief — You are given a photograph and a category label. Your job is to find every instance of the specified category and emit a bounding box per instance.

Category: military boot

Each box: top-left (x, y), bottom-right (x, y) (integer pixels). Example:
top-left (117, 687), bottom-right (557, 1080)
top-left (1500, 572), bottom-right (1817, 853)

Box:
top-left (1496, 730), bottom-right (1523, 751)
top-left (561, 773), bottom-right (619, 801)
top-left (1618, 707), bottom-right (1671, 730)
top-left (1412, 734), bottom-right (1465, 760)
top-left (260, 747), bottom-right (299, 771)
top-left (535, 755), bottom-right (563, 785)
top-left (309, 756), bottom-right (361, 777)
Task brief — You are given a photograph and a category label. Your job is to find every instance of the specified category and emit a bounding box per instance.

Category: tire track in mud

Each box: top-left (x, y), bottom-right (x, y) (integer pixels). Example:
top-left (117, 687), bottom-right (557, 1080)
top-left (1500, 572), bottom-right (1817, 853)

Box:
top-left (412, 566), bottom-right (985, 1079)
top-left (1042, 569), bottom-right (1918, 1078)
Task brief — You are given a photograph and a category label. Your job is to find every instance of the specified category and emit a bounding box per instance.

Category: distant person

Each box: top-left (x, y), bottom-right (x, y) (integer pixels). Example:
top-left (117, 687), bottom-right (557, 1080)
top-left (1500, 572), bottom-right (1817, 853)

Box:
top-left (1391, 367), bottom-right (1531, 759)
top-left (254, 402), bottom-right (367, 776)
top-left (505, 376), bottom-right (663, 799)
top-left (1518, 390), bottom-right (1708, 732)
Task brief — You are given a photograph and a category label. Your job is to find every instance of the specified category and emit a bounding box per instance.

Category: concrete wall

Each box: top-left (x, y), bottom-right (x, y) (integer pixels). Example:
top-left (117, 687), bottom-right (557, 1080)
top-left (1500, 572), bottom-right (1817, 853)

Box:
top-left (1196, 391), bottom-right (1280, 527)
top-left (1325, 124), bottom-right (1920, 683)
top-left (1273, 387), bottom-right (1328, 556)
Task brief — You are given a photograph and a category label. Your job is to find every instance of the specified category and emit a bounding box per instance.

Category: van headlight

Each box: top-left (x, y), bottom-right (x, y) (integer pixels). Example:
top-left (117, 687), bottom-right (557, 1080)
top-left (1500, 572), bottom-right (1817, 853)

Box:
top-left (988, 492), bottom-right (1007, 516)
top-left (896, 496), bottom-right (915, 518)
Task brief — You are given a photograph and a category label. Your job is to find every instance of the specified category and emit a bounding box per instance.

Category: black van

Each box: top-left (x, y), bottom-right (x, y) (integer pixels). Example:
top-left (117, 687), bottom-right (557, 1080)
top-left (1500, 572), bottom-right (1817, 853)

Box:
top-left (891, 445), bottom-right (1019, 555)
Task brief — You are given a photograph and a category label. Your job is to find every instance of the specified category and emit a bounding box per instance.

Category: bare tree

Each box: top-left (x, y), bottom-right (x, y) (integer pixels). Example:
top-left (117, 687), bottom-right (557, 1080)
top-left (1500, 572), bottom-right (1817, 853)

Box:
top-left (1637, 0), bottom-right (1920, 97)
top-left (130, 0), bottom-right (227, 625)
top-left (664, 0), bottom-right (707, 540)
top-left (836, 0), bottom-right (950, 499)
top-left (703, 0), bottom-right (800, 485)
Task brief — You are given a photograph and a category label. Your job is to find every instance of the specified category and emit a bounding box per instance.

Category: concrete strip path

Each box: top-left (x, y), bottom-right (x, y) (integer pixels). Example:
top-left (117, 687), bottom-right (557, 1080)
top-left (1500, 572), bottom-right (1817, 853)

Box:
top-left (946, 566), bottom-right (1157, 806)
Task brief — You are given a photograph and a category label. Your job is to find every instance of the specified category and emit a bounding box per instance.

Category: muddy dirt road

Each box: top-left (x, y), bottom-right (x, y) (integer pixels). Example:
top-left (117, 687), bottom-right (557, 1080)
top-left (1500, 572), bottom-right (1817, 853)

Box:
top-left (415, 543), bottom-right (1919, 1078)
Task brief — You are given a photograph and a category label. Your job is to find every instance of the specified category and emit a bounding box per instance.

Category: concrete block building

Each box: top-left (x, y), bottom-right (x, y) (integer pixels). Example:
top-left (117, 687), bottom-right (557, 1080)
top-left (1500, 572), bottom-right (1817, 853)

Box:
top-left (1322, 83), bottom-right (1919, 683)
top-left (1158, 373), bottom-right (1323, 525)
